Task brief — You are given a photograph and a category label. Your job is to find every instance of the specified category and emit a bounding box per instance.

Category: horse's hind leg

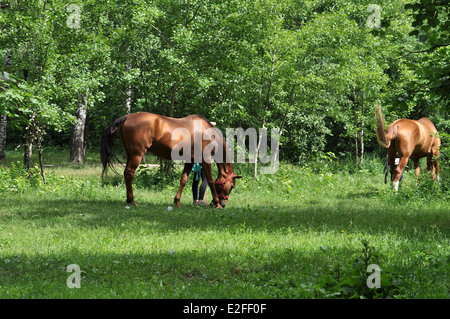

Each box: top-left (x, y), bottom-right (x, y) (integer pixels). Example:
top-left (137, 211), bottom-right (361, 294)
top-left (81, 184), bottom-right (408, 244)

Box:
top-left (393, 156), bottom-right (409, 192)
top-left (387, 149), bottom-right (397, 187)
top-left (413, 158), bottom-right (420, 185)
top-left (435, 153), bottom-right (440, 183)
top-left (174, 163), bottom-right (193, 207)
top-left (124, 154), bottom-right (142, 206)
top-left (427, 151), bottom-right (439, 181)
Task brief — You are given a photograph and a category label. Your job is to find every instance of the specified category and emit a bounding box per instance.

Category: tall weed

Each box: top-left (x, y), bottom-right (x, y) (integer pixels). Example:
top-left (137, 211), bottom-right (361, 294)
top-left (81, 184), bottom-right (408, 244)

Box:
top-left (317, 239), bottom-right (400, 299)
top-left (0, 161), bottom-right (43, 192)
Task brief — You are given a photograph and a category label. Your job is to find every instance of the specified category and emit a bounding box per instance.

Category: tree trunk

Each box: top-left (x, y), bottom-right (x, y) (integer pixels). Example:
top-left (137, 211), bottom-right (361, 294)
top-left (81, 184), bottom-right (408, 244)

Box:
top-left (69, 93), bottom-right (88, 164)
top-left (0, 113), bottom-right (6, 161)
top-left (125, 86), bottom-right (132, 114)
top-left (255, 49), bottom-right (276, 180)
top-left (23, 112), bottom-right (37, 170)
top-left (280, 84), bottom-right (296, 136)
top-left (83, 112), bottom-right (89, 158)
top-left (37, 128), bottom-right (46, 183)
top-left (165, 81), bottom-right (177, 175)
top-left (23, 139), bottom-right (33, 169)
top-left (170, 81), bottom-right (177, 118)
top-left (360, 90), bottom-right (365, 164)
top-left (0, 49), bottom-right (11, 161)
top-left (23, 126), bottom-right (33, 170)
top-left (125, 60), bottom-right (132, 113)
top-left (352, 87), bottom-right (359, 165)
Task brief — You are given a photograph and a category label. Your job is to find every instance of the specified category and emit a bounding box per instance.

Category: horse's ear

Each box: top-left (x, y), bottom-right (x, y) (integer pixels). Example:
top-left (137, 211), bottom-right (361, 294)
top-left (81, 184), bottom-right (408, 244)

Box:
top-left (233, 175), bottom-right (242, 179)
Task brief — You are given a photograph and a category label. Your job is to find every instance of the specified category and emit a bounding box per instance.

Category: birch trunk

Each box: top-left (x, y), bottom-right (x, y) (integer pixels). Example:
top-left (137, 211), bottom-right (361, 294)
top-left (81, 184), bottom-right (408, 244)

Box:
top-left (360, 90), bottom-right (365, 164)
top-left (69, 93), bottom-right (88, 164)
top-left (352, 87), bottom-right (359, 165)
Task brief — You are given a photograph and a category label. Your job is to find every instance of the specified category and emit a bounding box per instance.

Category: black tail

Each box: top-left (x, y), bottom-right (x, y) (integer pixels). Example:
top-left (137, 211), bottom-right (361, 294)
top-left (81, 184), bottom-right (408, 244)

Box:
top-left (100, 116), bottom-right (127, 177)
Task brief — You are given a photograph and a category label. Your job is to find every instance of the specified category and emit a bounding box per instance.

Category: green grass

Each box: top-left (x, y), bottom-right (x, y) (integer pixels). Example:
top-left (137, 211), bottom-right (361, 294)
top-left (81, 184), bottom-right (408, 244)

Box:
top-left (0, 154), bottom-right (448, 299)
top-left (1, 146), bottom-right (160, 166)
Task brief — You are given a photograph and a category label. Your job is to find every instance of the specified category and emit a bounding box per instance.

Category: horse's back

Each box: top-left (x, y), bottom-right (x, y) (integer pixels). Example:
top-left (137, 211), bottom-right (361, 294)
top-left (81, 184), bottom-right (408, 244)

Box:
top-left (393, 117), bottom-right (440, 156)
top-left (119, 112), bottom-right (214, 159)
top-left (123, 112), bottom-right (210, 129)
top-left (417, 117), bottom-right (438, 134)
top-left (417, 118), bottom-right (440, 151)
top-left (389, 119), bottom-right (417, 140)
top-left (124, 112), bottom-right (164, 125)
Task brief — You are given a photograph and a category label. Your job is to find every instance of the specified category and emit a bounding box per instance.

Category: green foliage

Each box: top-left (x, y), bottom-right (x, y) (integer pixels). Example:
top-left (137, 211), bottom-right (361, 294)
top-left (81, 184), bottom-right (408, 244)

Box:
top-left (406, 0), bottom-right (449, 48)
top-left (437, 131), bottom-right (450, 193)
top-left (1, 1), bottom-right (448, 299)
top-left (404, 0), bottom-right (449, 106)
top-left (0, 161), bottom-right (42, 192)
top-left (317, 239), bottom-right (400, 298)
top-left (0, 75), bottom-right (73, 131)
top-left (134, 165), bottom-right (180, 190)
top-left (2, 0), bottom-right (448, 164)
top-left (391, 172), bottom-right (448, 202)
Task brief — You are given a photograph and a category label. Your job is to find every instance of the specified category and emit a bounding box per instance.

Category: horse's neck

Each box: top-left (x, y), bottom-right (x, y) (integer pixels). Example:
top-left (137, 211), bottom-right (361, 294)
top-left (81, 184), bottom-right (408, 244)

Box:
top-left (216, 137), bottom-right (233, 176)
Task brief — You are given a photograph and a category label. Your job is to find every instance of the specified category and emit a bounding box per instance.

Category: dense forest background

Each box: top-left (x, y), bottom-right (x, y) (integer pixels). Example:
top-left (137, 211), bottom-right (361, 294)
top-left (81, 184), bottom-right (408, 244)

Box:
top-left (0, 0), bottom-right (448, 169)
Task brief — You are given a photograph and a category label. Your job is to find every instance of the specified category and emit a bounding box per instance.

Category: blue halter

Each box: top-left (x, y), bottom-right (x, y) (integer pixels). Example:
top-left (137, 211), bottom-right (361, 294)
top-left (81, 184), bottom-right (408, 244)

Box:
top-left (192, 163), bottom-right (202, 181)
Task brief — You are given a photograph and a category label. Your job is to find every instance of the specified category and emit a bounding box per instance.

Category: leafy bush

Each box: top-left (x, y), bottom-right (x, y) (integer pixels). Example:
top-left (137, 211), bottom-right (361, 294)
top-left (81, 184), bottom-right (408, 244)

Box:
top-left (134, 165), bottom-right (179, 190)
top-left (437, 131), bottom-right (450, 194)
top-left (0, 161), bottom-right (43, 192)
top-left (317, 240), bottom-right (400, 299)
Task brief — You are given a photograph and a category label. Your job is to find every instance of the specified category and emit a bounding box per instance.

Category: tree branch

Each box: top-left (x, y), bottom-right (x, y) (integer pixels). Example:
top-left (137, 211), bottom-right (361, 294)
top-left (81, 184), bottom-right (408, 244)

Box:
top-left (397, 43), bottom-right (450, 59)
top-left (151, 24), bottom-right (174, 47)
top-left (185, 4), bottom-right (201, 27)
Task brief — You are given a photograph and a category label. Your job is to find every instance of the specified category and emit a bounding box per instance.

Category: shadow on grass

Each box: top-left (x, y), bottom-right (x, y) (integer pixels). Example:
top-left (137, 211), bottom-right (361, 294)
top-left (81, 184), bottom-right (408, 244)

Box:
top-left (1, 242), bottom-right (446, 299)
top-left (1, 195), bottom-right (448, 241)
top-left (0, 245), bottom-right (361, 299)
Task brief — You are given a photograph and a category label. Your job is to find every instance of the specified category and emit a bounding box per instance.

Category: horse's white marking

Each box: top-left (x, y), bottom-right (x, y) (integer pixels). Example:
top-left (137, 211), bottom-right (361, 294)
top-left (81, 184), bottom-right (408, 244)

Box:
top-left (393, 181), bottom-right (399, 192)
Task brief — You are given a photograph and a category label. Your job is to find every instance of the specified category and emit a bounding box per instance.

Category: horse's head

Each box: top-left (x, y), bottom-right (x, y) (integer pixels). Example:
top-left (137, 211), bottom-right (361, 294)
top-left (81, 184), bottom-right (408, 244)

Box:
top-left (214, 172), bottom-right (242, 207)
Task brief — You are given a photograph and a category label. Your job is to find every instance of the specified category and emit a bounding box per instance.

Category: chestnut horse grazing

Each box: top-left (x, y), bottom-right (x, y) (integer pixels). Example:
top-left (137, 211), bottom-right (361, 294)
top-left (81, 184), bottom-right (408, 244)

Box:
top-left (374, 105), bottom-right (440, 191)
top-left (100, 112), bottom-right (241, 208)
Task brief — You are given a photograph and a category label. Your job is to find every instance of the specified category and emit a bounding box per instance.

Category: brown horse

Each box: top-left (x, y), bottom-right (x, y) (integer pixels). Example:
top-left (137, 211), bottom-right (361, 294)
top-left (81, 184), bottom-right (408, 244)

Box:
top-left (100, 112), bottom-right (241, 208)
top-left (374, 105), bottom-right (440, 191)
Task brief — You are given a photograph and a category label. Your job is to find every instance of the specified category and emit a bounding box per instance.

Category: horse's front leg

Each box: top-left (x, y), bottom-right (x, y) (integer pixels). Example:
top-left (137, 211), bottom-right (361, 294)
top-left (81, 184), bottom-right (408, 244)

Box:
top-left (174, 163), bottom-right (193, 207)
top-left (201, 162), bottom-right (221, 208)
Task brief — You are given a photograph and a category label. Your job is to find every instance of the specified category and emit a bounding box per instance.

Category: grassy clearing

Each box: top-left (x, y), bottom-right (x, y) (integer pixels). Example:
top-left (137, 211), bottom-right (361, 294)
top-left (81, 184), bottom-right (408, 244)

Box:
top-left (0, 153), bottom-right (448, 299)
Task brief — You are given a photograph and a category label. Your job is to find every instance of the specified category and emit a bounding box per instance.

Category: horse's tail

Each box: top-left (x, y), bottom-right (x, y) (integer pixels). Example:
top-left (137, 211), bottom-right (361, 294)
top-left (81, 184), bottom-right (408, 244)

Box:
top-left (100, 116), bottom-right (127, 177)
top-left (374, 104), bottom-right (395, 149)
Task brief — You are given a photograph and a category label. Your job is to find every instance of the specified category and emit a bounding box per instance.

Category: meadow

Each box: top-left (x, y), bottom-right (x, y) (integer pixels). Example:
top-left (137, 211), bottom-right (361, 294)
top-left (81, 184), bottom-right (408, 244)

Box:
top-left (0, 149), bottom-right (448, 299)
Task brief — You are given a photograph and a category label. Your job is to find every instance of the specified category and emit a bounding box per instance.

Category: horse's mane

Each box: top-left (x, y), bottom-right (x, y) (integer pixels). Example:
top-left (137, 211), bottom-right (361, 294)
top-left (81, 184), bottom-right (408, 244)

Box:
top-left (192, 114), bottom-right (215, 128)
top-left (191, 115), bottom-right (233, 171)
